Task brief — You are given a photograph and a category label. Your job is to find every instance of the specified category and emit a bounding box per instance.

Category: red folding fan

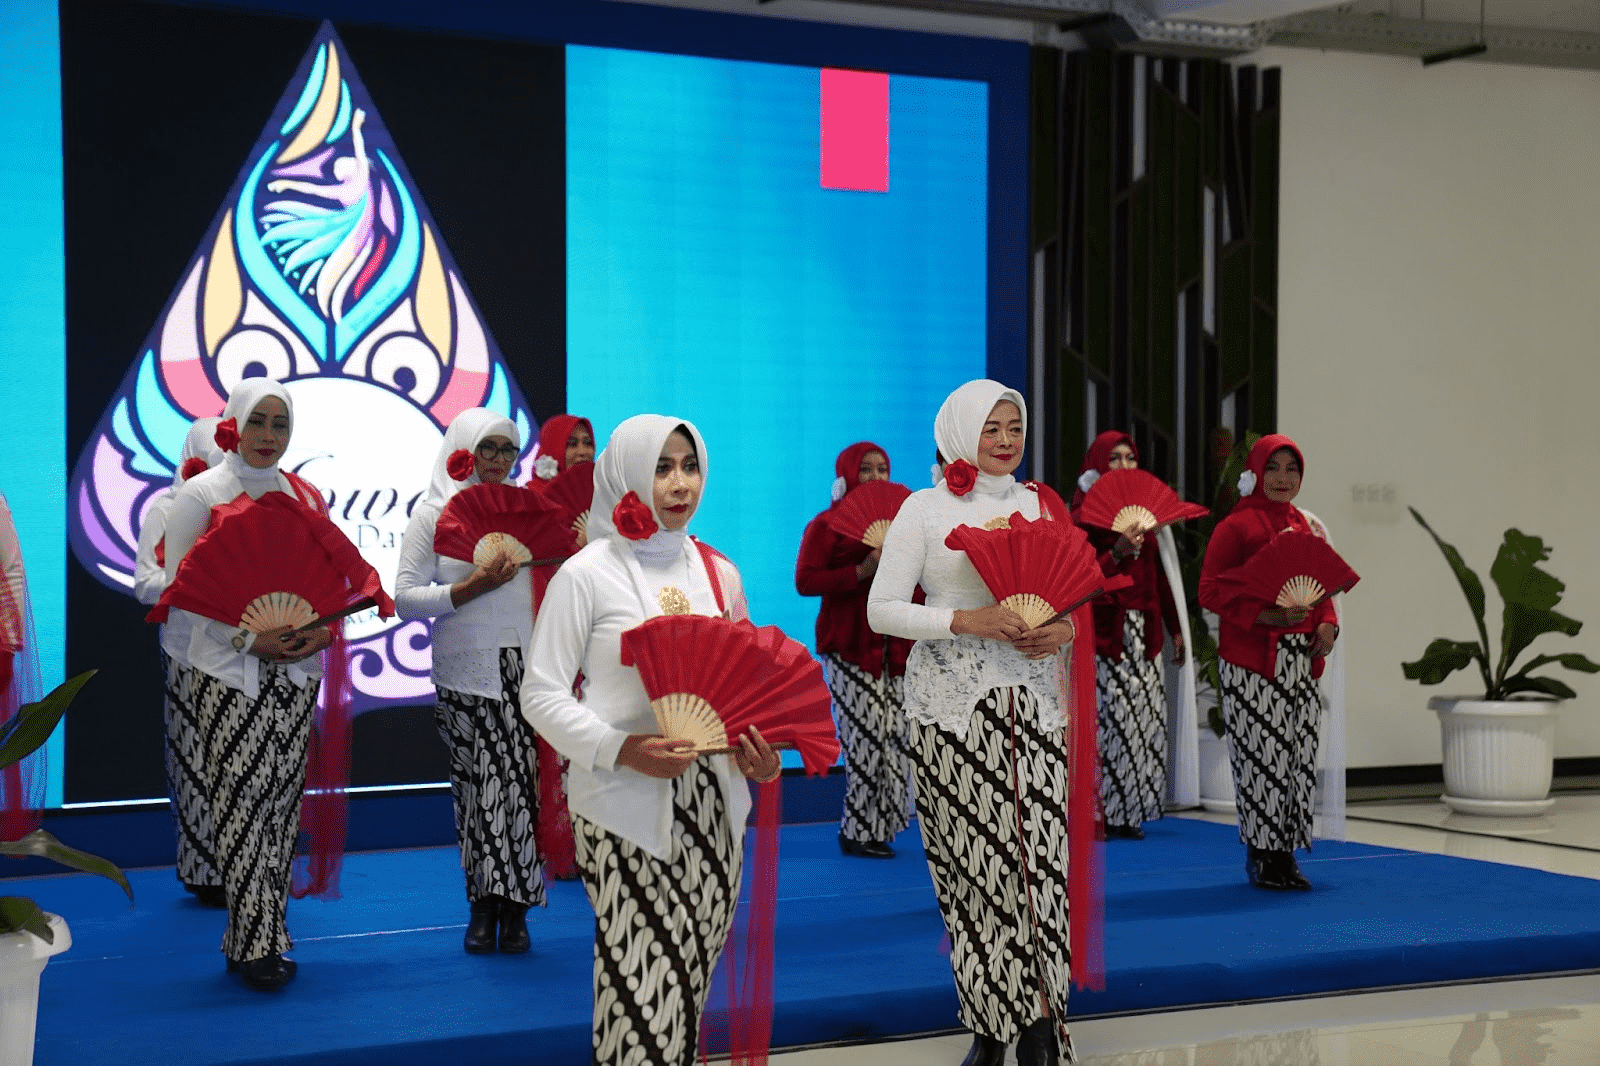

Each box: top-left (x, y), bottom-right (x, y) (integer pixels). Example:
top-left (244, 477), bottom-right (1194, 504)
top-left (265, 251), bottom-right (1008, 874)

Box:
top-left (1078, 468), bottom-right (1209, 535)
top-left (619, 615), bottom-right (840, 776)
top-left (540, 460), bottom-right (596, 550)
top-left (823, 480), bottom-right (914, 548)
top-left (1240, 530), bottom-right (1360, 609)
top-left (945, 512), bottom-right (1132, 629)
top-left (149, 491), bottom-right (394, 630)
top-left (435, 482), bottom-right (571, 567)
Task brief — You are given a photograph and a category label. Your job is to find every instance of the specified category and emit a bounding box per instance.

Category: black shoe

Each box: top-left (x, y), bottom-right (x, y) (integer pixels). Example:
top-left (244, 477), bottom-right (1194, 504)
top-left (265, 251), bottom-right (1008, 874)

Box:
top-left (1245, 846), bottom-right (1291, 891)
top-left (1015, 1017), bottom-right (1060, 1066)
top-left (188, 884), bottom-right (227, 909)
top-left (1282, 852), bottom-right (1312, 891)
top-left (498, 901), bottom-right (531, 954)
top-left (959, 1032), bottom-right (1006, 1066)
top-left (228, 953), bottom-right (297, 991)
top-left (1107, 824), bottom-right (1145, 840)
top-left (838, 834), bottom-right (895, 859)
top-left (464, 898), bottom-right (500, 954)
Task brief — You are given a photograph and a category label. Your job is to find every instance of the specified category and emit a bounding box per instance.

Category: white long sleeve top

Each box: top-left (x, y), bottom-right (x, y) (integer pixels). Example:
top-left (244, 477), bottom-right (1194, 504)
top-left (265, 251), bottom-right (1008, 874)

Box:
top-left (161, 458), bottom-right (326, 696)
top-left (520, 535), bottom-right (752, 860)
top-left (394, 500), bottom-right (533, 701)
top-left (866, 477), bottom-right (1065, 738)
top-left (134, 491), bottom-right (175, 607)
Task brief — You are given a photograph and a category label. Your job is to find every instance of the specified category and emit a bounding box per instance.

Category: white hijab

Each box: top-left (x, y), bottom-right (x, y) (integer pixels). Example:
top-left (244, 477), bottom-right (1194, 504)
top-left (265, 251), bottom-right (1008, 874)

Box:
top-left (426, 407), bottom-right (519, 507)
top-left (589, 414), bottom-right (708, 565)
top-left (220, 378), bottom-right (294, 484)
top-left (173, 416), bottom-right (225, 487)
top-left (932, 379), bottom-right (1027, 495)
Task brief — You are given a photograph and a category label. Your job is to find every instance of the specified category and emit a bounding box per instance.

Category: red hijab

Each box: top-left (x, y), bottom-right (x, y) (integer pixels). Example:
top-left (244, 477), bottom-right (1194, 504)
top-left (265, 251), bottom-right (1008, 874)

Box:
top-left (536, 415), bottom-right (593, 476)
top-left (1071, 430), bottom-right (1135, 510)
top-left (831, 441), bottom-right (889, 503)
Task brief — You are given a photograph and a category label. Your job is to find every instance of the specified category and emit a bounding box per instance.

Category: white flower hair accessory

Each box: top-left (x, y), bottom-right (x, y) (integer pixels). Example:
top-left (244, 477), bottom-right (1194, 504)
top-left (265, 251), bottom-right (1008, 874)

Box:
top-left (534, 454), bottom-right (560, 480)
top-left (830, 475), bottom-right (848, 503)
top-left (1237, 469), bottom-right (1257, 497)
top-left (1077, 469), bottom-right (1100, 494)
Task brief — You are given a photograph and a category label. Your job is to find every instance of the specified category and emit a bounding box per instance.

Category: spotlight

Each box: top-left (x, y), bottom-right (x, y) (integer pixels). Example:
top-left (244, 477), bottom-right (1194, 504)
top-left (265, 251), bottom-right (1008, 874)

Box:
top-left (1421, 42), bottom-right (1488, 66)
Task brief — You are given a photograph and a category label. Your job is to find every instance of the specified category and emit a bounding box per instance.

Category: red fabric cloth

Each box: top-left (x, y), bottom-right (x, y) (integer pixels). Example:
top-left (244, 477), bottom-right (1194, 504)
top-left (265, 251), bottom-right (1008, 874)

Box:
top-left (1069, 433), bottom-right (1181, 662)
top-left (795, 443), bottom-right (913, 678)
top-left (1029, 481), bottom-right (1104, 991)
top-left (1197, 434), bottom-right (1336, 680)
top-left (529, 561), bottom-right (578, 880)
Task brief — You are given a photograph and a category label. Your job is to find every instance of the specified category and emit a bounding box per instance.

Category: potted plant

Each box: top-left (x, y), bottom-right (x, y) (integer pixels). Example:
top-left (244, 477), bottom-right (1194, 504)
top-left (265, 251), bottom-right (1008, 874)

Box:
top-left (1, 670), bottom-right (131, 1066)
top-left (1403, 510), bottom-right (1600, 815)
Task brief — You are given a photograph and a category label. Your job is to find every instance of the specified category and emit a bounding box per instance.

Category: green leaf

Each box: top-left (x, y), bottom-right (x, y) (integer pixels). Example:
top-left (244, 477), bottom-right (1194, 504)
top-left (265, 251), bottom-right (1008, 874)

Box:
top-left (0, 896), bottom-right (53, 942)
top-left (0, 671), bottom-right (97, 771)
top-left (1511, 652), bottom-right (1600, 678)
top-left (1499, 603), bottom-right (1582, 684)
top-left (1498, 675), bottom-right (1577, 700)
top-left (1211, 433), bottom-right (1261, 525)
top-left (1490, 529), bottom-right (1563, 611)
top-left (1207, 705), bottom-right (1226, 739)
top-left (0, 830), bottom-right (133, 901)
top-left (1402, 639), bottom-right (1486, 686)
top-left (1409, 510), bottom-right (1487, 633)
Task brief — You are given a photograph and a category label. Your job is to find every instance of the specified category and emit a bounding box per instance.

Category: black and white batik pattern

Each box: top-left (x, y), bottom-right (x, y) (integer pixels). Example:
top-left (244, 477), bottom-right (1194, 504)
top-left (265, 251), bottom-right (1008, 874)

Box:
top-left (435, 647), bottom-right (546, 907)
top-left (572, 762), bottom-right (740, 1066)
top-left (193, 661), bottom-right (318, 962)
top-left (908, 686), bottom-right (1075, 1063)
top-left (824, 653), bottom-right (914, 845)
top-left (1219, 634), bottom-right (1322, 851)
top-left (1095, 612), bottom-right (1167, 828)
top-left (162, 653), bottom-right (220, 888)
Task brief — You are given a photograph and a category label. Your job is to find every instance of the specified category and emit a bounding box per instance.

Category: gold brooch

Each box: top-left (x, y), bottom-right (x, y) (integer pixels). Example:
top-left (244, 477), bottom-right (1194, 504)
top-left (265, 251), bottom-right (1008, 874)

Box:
top-left (657, 586), bottom-right (693, 615)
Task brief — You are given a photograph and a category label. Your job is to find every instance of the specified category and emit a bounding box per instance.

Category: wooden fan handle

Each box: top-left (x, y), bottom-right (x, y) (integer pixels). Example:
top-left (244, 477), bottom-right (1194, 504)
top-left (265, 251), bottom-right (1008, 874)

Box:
top-left (288, 597), bottom-right (376, 634)
top-left (518, 554), bottom-right (571, 570)
top-left (1042, 587), bottom-right (1105, 628)
top-left (698, 741), bottom-right (797, 755)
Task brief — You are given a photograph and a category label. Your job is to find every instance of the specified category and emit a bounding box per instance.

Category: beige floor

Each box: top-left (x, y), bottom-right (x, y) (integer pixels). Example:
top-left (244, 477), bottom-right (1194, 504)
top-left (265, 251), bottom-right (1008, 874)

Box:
top-left (771, 795), bottom-right (1600, 1066)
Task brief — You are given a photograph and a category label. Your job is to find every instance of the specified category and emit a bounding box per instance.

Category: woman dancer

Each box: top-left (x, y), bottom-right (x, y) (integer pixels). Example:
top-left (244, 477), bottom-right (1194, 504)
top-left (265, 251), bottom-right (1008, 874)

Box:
top-left (1072, 432), bottom-right (1187, 839)
top-left (522, 415), bottom-right (780, 1066)
top-left (795, 441), bottom-right (914, 858)
top-left (868, 380), bottom-right (1100, 1066)
top-left (395, 408), bottom-right (546, 953)
top-left (0, 492), bottom-right (42, 844)
top-left (527, 413), bottom-right (595, 489)
top-left (135, 417), bottom-right (225, 905)
top-left (1198, 434), bottom-right (1339, 890)
top-left (160, 379), bottom-right (335, 990)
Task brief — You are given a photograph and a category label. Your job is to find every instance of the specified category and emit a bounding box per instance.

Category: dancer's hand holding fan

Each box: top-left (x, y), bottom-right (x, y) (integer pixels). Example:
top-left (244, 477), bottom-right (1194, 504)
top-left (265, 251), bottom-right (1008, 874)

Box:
top-left (1078, 468), bottom-right (1209, 539)
top-left (540, 460), bottom-right (596, 553)
top-left (1238, 531), bottom-right (1359, 617)
top-left (823, 480), bottom-right (913, 549)
top-left (945, 512), bottom-right (1132, 630)
top-left (434, 482), bottom-right (572, 568)
top-left (148, 491), bottom-right (395, 648)
top-left (619, 615), bottom-right (840, 776)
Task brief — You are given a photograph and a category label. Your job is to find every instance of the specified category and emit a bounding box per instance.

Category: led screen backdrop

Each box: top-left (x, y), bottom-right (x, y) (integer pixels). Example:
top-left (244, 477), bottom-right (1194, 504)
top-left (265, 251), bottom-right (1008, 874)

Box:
top-left (29, 0), bottom-right (1017, 803)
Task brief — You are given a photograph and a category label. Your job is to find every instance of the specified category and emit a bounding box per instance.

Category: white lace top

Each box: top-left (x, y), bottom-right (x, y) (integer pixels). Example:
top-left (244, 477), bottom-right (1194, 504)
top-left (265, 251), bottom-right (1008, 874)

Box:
top-left (866, 475), bottom-right (1065, 738)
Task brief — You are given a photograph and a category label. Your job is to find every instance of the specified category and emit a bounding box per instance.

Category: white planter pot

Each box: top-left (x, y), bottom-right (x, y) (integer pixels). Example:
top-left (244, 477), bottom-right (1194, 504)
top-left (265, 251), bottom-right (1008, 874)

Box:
top-left (1197, 727), bottom-right (1237, 815)
top-left (1429, 697), bottom-right (1560, 816)
top-left (0, 914), bottom-right (70, 1066)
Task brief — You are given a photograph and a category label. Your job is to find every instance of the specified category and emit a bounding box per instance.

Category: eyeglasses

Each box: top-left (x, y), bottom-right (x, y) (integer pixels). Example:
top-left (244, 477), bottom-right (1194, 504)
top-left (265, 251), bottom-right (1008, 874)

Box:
top-left (475, 443), bottom-right (519, 461)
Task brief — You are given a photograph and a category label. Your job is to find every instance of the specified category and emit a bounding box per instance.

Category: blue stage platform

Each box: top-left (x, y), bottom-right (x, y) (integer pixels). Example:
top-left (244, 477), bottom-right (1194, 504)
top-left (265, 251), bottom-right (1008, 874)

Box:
top-left (16, 817), bottom-right (1600, 1064)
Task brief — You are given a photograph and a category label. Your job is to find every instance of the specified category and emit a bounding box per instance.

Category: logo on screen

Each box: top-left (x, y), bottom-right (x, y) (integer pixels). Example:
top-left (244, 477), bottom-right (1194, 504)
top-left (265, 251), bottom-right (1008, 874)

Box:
top-left (67, 23), bottom-right (537, 711)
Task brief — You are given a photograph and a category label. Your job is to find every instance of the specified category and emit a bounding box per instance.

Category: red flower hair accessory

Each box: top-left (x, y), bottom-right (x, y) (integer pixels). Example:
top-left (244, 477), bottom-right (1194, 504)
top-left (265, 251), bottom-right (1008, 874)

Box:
top-left (179, 457), bottom-right (209, 482)
top-left (612, 491), bottom-right (660, 541)
top-left (446, 448), bottom-right (476, 482)
top-left (214, 418), bottom-right (239, 453)
top-left (943, 459), bottom-right (977, 497)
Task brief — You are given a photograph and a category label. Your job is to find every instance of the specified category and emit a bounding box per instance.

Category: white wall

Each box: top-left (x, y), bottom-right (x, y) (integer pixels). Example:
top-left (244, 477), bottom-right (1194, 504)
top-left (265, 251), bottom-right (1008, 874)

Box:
top-left (1262, 45), bottom-right (1600, 767)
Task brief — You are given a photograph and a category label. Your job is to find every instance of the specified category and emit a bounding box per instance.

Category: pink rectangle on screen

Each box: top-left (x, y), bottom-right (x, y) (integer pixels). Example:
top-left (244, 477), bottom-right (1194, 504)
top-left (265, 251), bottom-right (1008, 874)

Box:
top-left (821, 68), bottom-right (889, 193)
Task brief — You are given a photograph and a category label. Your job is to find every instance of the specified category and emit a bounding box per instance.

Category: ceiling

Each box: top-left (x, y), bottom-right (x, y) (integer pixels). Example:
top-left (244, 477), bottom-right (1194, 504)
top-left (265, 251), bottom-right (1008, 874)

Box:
top-left (735, 0), bottom-right (1600, 69)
